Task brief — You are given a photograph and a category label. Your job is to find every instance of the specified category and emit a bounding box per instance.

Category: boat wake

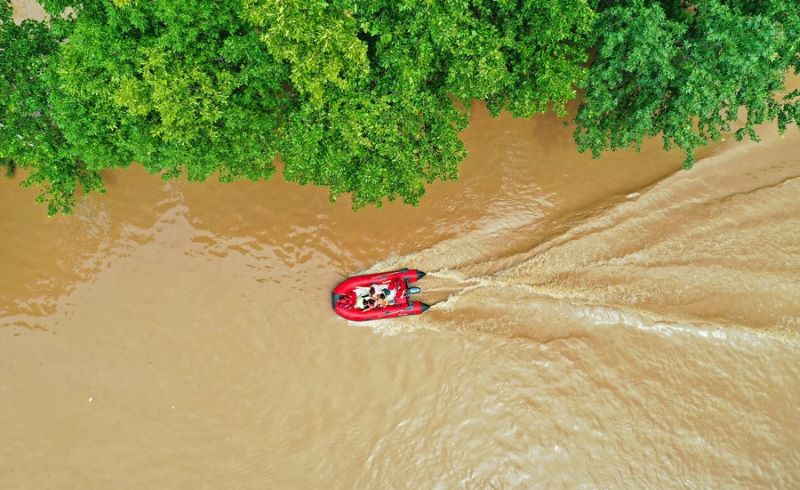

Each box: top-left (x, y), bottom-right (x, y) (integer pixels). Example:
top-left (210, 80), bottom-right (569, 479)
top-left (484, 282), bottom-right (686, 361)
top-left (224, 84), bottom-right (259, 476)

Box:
top-left (362, 135), bottom-right (800, 342)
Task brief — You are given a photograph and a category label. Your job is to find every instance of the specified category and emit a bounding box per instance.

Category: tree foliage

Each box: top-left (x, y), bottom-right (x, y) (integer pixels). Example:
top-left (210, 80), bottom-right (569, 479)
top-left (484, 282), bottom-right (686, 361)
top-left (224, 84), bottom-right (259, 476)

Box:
top-left (1, 0), bottom-right (593, 213)
top-left (0, 1), bottom-right (102, 214)
top-left (2, 0), bottom-right (799, 214)
top-left (46, 0), bottom-right (289, 186)
top-left (247, 0), bottom-right (594, 207)
top-left (576, 0), bottom-right (800, 167)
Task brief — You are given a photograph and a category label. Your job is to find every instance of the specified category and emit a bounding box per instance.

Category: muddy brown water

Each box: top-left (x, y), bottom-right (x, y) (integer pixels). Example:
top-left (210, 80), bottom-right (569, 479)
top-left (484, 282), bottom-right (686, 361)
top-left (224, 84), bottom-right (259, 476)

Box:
top-left (4, 3), bottom-right (800, 487)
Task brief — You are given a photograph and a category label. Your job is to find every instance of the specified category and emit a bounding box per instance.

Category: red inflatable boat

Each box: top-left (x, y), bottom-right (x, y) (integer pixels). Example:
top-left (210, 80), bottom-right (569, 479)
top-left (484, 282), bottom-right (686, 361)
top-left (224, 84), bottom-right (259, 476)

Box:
top-left (332, 268), bottom-right (429, 321)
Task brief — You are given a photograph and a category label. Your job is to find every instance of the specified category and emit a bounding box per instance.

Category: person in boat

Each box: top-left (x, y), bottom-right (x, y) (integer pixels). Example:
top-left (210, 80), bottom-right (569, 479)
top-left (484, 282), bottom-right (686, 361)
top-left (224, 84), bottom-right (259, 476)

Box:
top-left (369, 285), bottom-right (395, 307)
top-left (353, 284), bottom-right (397, 311)
top-left (361, 297), bottom-right (378, 311)
top-left (353, 287), bottom-right (372, 310)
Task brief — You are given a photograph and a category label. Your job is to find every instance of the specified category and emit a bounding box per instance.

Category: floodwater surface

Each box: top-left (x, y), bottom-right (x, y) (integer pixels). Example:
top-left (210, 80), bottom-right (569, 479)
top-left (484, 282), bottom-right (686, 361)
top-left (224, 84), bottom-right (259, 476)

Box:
top-left (3, 3), bottom-right (800, 487)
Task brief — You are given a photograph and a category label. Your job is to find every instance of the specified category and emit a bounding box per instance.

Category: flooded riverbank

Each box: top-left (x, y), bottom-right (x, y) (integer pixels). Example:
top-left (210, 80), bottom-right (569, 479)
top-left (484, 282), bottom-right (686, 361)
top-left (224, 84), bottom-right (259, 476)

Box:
top-left (3, 2), bottom-right (800, 486)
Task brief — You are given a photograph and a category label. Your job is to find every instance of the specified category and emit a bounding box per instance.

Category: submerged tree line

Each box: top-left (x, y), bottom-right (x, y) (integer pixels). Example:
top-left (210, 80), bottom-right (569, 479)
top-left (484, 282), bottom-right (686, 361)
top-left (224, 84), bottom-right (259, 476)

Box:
top-left (1, 0), bottom-right (799, 214)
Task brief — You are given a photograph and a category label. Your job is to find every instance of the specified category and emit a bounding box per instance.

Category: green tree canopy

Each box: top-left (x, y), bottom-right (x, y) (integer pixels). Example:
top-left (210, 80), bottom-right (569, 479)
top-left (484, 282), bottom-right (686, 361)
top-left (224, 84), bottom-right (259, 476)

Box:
top-left (576, 0), bottom-right (800, 167)
top-left (46, 0), bottom-right (289, 186)
top-left (2, 0), bottom-right (799, 214)
top-left (1, 0), bottom-right (593, 213)
top-left (0, 1), bottom-right (102, 214)
top-left (252, 0), bottom-right (593, 206)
